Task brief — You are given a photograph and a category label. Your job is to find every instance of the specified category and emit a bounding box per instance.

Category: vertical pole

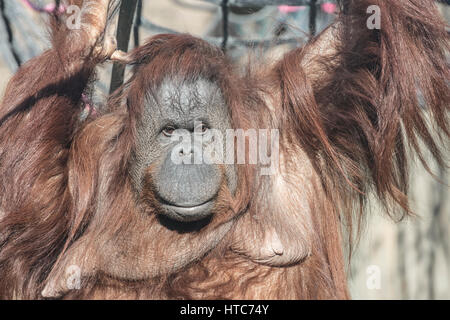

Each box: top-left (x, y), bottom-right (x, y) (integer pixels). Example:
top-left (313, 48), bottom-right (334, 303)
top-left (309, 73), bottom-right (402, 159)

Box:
top-left (341, 0), bottom-right (350, 14)
top-left (309, 0), bottom-right (317, 37)
top-left (134, 0), bottom-right (142, 48)
top-left (109, 0), bottom-right (138, 94)
top-left (221, 0), bottom-right (229, 52)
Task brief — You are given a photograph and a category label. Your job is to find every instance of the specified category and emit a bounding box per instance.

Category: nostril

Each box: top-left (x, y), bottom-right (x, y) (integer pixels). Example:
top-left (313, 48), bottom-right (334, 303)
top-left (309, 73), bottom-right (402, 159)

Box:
top-left (173, 143), bottom-right (193, 157)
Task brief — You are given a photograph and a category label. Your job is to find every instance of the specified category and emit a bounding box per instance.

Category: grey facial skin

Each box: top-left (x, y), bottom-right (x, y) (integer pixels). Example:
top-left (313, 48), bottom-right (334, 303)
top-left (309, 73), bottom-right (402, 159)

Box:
top-left (130, 77), bottom-right (238, 222)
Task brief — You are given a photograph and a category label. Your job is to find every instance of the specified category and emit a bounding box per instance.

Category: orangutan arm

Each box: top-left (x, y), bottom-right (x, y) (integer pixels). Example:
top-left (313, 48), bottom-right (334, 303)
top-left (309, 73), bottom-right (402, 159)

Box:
top-left (231, 0), bottom-right (449, 267)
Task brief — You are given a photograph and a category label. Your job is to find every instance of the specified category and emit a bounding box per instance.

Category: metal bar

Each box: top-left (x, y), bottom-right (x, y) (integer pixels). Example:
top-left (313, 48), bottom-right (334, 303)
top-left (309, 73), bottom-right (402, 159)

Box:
top-left (340, 0), bottom-right (348, 14)
top-left (109, 0), bottom-right (138, 94)
top-left (134, 0), bottom-right (142, 48)
top-left (309, 0), bottom-right (317, 37)
top-left (221, 0), bottom-right (229, 52)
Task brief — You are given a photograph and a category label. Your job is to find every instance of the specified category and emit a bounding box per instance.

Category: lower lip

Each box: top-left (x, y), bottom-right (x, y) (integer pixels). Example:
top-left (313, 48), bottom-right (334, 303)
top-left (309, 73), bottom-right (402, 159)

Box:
top-left (161, 201), bottom-right (214, 222)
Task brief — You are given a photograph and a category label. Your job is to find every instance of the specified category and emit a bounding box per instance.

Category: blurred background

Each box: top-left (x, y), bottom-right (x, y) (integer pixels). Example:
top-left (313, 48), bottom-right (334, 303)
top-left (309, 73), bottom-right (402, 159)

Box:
top-left (0, 0), bottom-right (448, 299)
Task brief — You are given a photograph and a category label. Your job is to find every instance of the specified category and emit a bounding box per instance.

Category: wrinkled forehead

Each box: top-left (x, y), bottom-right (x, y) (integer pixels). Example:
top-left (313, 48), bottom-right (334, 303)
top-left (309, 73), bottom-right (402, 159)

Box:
top-left (145, 77), bottom-right (225, 118)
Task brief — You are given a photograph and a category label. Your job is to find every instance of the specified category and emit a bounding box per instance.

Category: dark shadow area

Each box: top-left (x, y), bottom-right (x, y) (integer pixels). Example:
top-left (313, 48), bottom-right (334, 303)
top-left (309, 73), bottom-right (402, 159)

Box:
top-left (157, 214), bottom-right (213, 234)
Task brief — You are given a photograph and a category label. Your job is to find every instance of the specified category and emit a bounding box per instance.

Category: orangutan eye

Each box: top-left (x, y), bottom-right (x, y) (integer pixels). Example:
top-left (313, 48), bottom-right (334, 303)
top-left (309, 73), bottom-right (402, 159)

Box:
top-left (162, 126), bottom-right (176, 137)
top-left (194, 123), bottom-right (209, 134)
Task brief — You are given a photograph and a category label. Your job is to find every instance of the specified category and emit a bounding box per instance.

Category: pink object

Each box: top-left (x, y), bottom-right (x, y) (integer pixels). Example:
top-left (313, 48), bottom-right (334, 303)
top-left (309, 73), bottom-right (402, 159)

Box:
top-left (278, 5), bottom-right (305, 14)
top-left (321, 2), bottom-right (337, 14)
top-left (22, 0), bottom-right (65, 14)
top-left (44, 3), bottom-right (65, 14)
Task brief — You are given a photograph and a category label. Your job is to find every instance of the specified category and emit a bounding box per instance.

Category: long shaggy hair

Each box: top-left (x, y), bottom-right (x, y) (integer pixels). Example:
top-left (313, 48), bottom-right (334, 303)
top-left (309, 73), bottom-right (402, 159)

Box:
top-left (0, 0), bottom-right (448, 299)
